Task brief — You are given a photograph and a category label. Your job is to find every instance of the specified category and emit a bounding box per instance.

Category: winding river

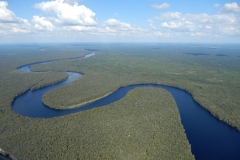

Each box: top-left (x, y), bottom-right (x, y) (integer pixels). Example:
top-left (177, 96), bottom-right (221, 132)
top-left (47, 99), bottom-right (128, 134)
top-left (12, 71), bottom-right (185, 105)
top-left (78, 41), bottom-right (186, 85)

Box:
top-left (13, 53), bottom-right (240, 160)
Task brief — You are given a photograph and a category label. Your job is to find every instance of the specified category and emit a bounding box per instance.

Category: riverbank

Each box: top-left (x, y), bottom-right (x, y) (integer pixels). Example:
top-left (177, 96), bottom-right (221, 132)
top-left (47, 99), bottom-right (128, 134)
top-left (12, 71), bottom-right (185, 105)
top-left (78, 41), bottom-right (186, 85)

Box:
top-left (1, 43), bottom-right (240, 159)
top-left (4, 85), bottom-right (196, 159)
top-left (33, 46), bottom-right (240, 131)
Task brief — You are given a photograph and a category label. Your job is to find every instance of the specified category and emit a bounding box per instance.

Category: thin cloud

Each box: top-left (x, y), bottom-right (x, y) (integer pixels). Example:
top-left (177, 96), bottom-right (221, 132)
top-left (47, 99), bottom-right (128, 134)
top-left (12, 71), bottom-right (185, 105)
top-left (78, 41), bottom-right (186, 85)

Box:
top-left (103, 19), bottom-right (135, 30)
top-left (214, 3), bottom-right (220, 7)
top-left (154, 31), bottom-right (172, 37)
top-left (151, 3), bottom-right (170, 9)
top-left (102, 19), bottom-right (147, 36)
top-left (158, 12), bottom-right (182, 20)
top-left (149, 23), bottom-right (157, 30)
top-left (154, 11), bottom-right (240, 37)
top-left (161, 21), bottom-right (195, 32)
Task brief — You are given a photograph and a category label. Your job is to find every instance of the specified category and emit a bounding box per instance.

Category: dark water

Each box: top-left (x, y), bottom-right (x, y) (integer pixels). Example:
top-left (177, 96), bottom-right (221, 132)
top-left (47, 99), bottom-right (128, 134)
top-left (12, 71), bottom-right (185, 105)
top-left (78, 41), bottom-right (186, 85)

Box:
top-left (12, 54), bottom-right (240, 160)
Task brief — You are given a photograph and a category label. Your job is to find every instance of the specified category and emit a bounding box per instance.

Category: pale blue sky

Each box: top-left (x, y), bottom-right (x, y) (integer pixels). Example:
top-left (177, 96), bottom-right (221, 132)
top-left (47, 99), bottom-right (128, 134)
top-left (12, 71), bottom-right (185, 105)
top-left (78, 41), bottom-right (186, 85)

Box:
top-left (1, 0), bottom-right (240, 43)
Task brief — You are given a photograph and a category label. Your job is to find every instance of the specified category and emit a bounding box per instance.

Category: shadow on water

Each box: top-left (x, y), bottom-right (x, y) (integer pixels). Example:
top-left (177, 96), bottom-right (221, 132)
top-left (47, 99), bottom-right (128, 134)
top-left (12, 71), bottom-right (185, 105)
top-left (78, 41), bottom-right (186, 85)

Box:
top-left (13, 53), bottom-right (240, 160)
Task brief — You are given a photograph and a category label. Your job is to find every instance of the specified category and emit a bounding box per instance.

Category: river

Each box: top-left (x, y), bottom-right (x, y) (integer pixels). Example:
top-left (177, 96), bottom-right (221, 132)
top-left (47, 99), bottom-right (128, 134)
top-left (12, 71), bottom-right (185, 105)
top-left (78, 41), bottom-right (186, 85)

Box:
top-left (12, 53), bottom-right (240, 160)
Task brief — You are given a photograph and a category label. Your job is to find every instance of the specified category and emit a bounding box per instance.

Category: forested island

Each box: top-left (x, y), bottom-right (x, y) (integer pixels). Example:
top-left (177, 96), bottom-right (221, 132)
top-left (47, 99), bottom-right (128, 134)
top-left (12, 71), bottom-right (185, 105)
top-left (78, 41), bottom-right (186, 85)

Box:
top-left (0, 43), bottom-right (240, 159)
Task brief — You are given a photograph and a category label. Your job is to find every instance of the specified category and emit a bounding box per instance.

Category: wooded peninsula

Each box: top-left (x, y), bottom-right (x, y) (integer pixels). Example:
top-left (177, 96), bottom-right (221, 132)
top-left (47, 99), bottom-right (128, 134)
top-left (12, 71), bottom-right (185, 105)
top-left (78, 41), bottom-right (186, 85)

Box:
top-left (0, 43), bottom-right (239, 159)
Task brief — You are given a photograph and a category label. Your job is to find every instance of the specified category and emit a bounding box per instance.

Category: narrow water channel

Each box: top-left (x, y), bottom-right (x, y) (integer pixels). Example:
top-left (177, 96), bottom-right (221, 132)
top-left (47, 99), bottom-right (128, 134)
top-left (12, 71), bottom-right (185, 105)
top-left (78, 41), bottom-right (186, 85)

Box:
top-left (12, 53), bottom-right (240, 160)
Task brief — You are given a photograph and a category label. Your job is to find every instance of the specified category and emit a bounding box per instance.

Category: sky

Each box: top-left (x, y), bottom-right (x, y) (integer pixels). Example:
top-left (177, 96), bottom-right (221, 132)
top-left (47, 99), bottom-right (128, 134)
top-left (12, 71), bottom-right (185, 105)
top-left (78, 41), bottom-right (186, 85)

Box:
top-left (0, 0), bottom-right (240, 43)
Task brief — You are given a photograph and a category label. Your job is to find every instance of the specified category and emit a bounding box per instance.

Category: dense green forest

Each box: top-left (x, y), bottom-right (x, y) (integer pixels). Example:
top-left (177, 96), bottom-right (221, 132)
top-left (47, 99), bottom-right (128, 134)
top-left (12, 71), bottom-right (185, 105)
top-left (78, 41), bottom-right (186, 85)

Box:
top-left (0, 43), bottom-right (240, 159)
top-left (0, 87), bottom-right (194, 159)
top-left (32, 44), bottom-right (240, 130)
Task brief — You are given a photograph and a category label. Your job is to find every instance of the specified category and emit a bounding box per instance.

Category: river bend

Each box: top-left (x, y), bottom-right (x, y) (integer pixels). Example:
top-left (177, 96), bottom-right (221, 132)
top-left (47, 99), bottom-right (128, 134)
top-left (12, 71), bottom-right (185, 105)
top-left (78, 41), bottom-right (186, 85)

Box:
top-left (12, 53), bottom-right (240, 160)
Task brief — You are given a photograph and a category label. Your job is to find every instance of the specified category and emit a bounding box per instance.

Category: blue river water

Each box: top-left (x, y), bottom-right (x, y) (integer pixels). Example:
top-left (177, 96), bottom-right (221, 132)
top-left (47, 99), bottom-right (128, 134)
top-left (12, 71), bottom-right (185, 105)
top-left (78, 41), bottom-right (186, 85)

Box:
top-left (12, 53), bottom-right (240, 160)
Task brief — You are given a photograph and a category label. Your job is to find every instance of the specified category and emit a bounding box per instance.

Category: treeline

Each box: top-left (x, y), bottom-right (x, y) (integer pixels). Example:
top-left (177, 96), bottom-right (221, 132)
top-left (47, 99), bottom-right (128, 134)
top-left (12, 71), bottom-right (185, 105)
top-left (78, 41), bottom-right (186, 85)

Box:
top-left (1, 44), bottom-right (240, 159)
top-left (32, 47), bottom-right (240, 132)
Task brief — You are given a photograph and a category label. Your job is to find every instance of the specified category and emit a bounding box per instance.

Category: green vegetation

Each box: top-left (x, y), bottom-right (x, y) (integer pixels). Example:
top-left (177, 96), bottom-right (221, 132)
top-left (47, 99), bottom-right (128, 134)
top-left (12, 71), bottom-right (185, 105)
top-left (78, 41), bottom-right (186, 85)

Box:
top-left (31, 44), bottom-right (240, 130)
top-left (0, 43), bottom-right (240, 159)
top-left (0, 78), bottom-right (194, 159)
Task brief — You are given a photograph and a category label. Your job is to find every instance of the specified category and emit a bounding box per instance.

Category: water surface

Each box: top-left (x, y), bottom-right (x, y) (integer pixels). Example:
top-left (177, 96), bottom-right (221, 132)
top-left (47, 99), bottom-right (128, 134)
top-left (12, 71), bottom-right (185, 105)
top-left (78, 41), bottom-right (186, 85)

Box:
top-left (13, 53), bottom-right (240, 160)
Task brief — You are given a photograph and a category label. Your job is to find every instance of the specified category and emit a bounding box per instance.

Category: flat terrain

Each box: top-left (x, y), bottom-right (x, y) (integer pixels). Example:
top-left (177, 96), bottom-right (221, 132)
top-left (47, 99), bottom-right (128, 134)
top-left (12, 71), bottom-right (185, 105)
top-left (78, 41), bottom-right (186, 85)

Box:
top-left (1, 87), bottom-right (194, 159)
top-left (0, 43), bottom-right (239, 159)
top-left (33, 44), bottom-right (240, 130)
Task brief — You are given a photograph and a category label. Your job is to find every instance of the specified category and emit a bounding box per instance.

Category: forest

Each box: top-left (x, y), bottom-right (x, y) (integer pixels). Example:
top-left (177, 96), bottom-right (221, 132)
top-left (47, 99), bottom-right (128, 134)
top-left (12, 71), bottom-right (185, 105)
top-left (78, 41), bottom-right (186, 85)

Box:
top-left (0, 43), bottom-right (240, 159)
top-left (32, 44), bottom-right (240, 131)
